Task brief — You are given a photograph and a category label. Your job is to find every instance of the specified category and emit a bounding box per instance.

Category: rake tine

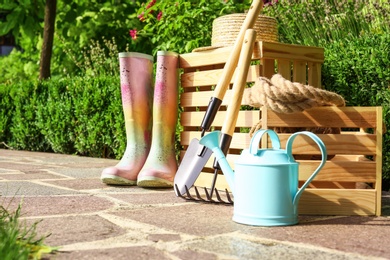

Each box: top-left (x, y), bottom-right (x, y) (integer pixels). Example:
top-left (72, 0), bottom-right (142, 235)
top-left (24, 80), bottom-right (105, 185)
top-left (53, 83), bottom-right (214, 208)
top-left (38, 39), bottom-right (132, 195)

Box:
top-left (193, 186), bottom-right (208, 202)
top-left (184, 185), bottom-right (199, 201)
top-left (175, 183), bottom-right (233, 204)
top-left (214, 189), bottom-right (227, 204)
top-left (175, 184), bottom-right (194, 201)
top-left (175, 184), bottom-right (187, 200)
top-left (202, 187), bottom-right (215, 202)
top-left (225, 189), bottom-right (234, 204)
top-left (213, 189), bottom-right (234, 204)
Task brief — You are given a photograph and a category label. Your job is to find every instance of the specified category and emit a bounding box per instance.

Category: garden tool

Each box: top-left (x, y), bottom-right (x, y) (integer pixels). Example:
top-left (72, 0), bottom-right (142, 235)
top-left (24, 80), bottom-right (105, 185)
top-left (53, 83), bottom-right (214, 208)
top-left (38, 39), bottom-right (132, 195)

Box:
top-left (101, 52), bottom-right (154, 185)
top-left (175, 29), bottom-right (258, 202)
top-left (174, 0), bottom-right (263, 198)
top-left (199, 129), bottom-right (327, 226)
top-left (137, 51), bottom-right (179, 187)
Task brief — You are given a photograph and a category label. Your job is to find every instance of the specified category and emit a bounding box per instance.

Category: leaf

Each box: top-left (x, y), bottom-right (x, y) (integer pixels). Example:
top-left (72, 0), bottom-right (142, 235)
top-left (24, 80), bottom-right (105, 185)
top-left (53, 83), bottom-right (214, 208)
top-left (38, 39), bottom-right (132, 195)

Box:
top-left (0, 7), bottom-right (22, 35)
top-left (0, 2), bottom-right (18, 10)
top-left (18, 0), bottom-right (32, 8)
top-left (21, 15), bottom-right (36, 40)
top-left (64, 10), bottom-right (78, 23)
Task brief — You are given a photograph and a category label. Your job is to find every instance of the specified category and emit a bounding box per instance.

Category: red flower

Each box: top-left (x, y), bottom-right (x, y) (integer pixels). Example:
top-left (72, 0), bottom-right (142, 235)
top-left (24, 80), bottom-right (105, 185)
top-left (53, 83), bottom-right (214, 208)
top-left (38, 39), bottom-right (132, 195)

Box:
top-left (263, 0), bottom-right (278, 6)
top-left (129, 29), bottom-right (137, 40)
top-left (157, 11), bottom-right (162, 21)
top-left (146, 0), bottom-right (156, 9)
top-left (138, 12), bottom-right (145, 21)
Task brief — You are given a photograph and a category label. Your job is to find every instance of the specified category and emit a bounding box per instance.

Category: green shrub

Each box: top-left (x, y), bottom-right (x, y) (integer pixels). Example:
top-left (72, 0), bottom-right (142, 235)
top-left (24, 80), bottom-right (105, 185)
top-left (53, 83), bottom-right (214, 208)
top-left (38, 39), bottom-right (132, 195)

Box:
top-left (34, 76), bottom-right (125, 158)
top-left (6, 81), bottom-right (50, 151)
top-left (0, 50), bottom-right (40, 85)
top-left (71, 76), bottom-right (125, 158)
top-left (322, 33), bottom-right (390, 189)
top-left (35, 79), bottom-right (77, 154)
top-left (0, 84), bottom-right (13, 143)
top-left (132, 0), bottom-right (252, 55)
top-left (0, 76), bottom-right (126, 158)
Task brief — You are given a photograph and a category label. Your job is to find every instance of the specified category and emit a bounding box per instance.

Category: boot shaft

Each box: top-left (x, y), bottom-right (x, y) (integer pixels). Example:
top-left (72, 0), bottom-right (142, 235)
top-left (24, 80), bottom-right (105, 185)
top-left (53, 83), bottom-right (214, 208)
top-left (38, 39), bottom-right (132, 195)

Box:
top-left (118, 52), bottom-right (154, 146)
top-left (153, 51), bottom-right (179, 125)
top-left (119, 52), bottom-right (154, 127)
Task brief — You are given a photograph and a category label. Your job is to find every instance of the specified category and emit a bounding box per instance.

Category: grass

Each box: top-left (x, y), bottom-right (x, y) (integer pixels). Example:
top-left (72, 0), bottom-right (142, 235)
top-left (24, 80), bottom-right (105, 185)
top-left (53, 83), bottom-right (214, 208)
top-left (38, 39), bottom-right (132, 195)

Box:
top-left (0, 199), bottom-right (58, 260)
top-left (262, 0), bottom-right (389, 46)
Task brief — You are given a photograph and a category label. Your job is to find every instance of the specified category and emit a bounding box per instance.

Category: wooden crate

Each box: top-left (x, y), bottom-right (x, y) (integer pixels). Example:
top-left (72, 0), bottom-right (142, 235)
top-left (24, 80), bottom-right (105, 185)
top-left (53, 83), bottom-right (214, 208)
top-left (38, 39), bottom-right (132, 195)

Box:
top-left (263, 106), bottom-right (383, 216)
top-left (178, 41), bottom-right (382, 216)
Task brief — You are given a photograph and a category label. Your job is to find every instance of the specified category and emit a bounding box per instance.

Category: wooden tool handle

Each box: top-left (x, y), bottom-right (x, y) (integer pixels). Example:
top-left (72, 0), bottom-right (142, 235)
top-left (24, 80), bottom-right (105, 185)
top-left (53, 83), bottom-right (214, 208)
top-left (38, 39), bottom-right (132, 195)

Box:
top-left (213, 0), bottom-right (263, 100)
top-left (222, 29), bottom-right (257, 135)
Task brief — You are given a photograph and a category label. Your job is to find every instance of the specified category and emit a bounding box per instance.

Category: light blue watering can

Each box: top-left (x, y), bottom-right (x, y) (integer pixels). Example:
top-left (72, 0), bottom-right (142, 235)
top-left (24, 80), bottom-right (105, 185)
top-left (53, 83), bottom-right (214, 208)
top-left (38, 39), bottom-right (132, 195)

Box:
top-left (199, 129), bottom-right (327, 226)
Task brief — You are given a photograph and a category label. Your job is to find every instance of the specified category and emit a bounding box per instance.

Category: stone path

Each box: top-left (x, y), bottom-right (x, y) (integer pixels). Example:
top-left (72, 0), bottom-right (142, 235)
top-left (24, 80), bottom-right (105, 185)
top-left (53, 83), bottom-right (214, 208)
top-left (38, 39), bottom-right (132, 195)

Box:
top-left (0, 149), bottom-right (389, 259)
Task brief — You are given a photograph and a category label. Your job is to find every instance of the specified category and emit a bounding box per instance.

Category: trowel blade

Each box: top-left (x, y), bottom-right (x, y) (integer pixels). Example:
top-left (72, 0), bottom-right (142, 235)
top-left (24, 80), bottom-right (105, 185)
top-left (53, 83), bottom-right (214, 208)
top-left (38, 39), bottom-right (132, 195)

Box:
top-left (174, 138), bottom-right (213, 196)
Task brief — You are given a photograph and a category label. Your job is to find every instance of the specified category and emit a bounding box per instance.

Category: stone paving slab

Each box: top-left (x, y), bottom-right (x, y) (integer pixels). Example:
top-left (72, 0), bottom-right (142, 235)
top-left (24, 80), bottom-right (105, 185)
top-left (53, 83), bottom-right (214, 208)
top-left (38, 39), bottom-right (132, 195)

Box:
top-left (2, 195), bottom-right (114, 216)
top-left (0, 181), bottom-right (84, 196)
top-left (0, 149), bottom-right (389, 259)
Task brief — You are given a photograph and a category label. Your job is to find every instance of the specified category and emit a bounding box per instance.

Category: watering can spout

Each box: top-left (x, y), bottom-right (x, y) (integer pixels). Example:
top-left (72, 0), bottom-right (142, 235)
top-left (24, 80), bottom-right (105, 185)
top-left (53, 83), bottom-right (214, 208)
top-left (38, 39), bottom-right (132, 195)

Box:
top-left (199, 131), bottom-right (235, 194)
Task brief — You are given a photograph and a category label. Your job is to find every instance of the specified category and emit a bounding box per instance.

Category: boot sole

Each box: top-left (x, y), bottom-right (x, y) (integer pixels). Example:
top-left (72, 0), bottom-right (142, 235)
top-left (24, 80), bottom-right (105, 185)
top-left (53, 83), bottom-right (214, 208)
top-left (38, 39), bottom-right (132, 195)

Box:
top-left (101, 174), bottom-right (137, 186)
top-left (137, 176), bottom-right (173, 188)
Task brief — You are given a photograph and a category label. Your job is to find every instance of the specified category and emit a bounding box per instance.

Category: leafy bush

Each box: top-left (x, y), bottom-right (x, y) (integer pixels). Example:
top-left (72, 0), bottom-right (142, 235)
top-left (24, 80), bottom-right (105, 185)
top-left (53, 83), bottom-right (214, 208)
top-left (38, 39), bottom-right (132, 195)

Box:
top-left (322, 33), bottom-right (390, 189)
top-left (0, 84), bottom-right (13, 143)
top-left (132, 0), bottom-right (252, 55)
top-left (0, 50), bottom-right (40, 85)
top-left (71, 76), bottom-right (124, 158)
top-left (0, 75), bottom-right (126, 158)
top-left (6, 81), bottom-right (49, 151)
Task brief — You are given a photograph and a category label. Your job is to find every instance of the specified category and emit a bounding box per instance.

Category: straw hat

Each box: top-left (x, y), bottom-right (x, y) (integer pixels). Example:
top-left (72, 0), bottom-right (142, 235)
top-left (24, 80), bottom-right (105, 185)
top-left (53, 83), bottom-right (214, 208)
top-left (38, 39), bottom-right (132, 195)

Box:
top-left (193, 13), bottom-right (278, 52)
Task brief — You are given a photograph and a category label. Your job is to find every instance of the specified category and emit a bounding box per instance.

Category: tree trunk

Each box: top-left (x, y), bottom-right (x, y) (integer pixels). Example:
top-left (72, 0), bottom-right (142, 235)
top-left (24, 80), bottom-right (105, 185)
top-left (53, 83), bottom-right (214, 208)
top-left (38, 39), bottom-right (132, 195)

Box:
top-left (39, 0), bottom-right (56, 80)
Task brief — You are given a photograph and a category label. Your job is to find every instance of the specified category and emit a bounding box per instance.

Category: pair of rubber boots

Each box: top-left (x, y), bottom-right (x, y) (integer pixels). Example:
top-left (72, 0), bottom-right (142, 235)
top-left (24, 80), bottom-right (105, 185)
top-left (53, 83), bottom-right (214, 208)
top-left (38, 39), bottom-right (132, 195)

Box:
top-left (101, 51), bottom-right (178, 187)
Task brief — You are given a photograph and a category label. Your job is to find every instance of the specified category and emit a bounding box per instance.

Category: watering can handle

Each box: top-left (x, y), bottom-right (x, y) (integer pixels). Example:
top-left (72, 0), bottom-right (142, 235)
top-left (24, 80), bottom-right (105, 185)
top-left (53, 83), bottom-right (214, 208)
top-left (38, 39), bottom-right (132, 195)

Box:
top-left (249, 129), bottom-right (281, 155)
top-left (287, 131), bottom-right (327, 204)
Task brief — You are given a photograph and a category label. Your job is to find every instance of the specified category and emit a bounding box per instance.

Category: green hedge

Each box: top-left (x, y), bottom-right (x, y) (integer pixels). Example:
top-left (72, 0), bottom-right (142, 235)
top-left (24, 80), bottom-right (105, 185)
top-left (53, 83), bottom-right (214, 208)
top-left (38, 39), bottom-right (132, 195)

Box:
top-left (322, 33), bottom-right (390, 190)
top-left (0, 76), bottom-right (125, 158)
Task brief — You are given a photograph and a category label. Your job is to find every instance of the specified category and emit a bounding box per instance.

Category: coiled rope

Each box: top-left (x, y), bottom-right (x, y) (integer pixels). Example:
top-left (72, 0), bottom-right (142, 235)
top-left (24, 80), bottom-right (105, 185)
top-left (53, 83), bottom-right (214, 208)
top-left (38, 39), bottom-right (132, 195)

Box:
top-left (244, 74), bottom-right (345, 136)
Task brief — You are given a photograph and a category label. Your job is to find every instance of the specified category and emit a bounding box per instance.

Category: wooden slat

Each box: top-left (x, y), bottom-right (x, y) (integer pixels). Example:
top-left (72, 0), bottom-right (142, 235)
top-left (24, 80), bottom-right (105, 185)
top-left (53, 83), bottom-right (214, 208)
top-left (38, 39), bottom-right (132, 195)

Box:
top-left (180, 110), bottom-right (260, 128)
top-left (266, 106), bottom-right (378, 128)
top-left (308, 62), bottom-right (322, 88)
top-left (277, 59), bottom-right (291, 80)
top-left (179, 41), bottom-right (324, 69)
top-left (274, 133), bottom-right (377, 155)
top-left (181, 131), bottom-right (252, 150)
top-left (375, 106), bottom-right (383, 216)
top-left (259, 41), bottom-right (325, 63)
top-left (262, 59), bottom-right (275, 79)
top-left (181, 88), bottom-right (256, 107)
top-left (179, 42), bottom-right (262, 69)
top-left (181, 64), bottom-right (260, 88)
top-left (299, 189), bottom-right (377, 215)
top-left (298, 160), bottom-right (376, 182)
top-left (179, 47), bottom-right (231, 68)
top-left (293, 60), bottom-right (307, 84)
top-left (181, 132), bottom-right (377, 154)
top-left (181, 91), bottom-right (229, 107)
